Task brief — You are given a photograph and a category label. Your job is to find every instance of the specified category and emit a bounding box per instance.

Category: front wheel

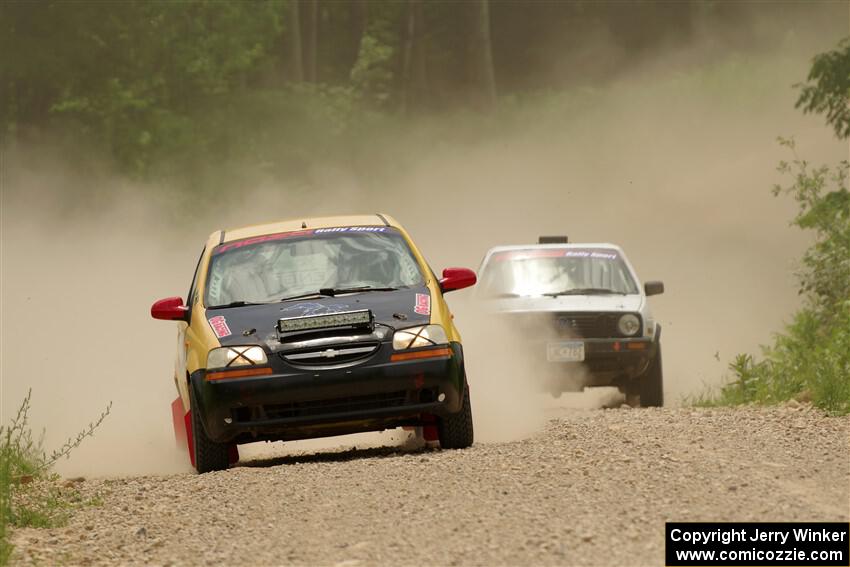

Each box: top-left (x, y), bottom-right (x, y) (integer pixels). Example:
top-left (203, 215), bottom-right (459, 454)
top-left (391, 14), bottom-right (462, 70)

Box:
top-left (190, 387), bottom-right (230, 473)
top-left (639, 344), bottom-right (664, 407)
top-left (437, 384), bottom-right (474, 449)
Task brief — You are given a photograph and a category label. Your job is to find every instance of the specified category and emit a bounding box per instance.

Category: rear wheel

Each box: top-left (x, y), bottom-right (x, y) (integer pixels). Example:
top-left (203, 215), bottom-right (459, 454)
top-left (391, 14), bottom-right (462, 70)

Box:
top-left (437, 384), bottom-right (474, 449)
top-left (190, 387), bottom-right (229, 473)
top-left (639, 344), bottom-right (664, 407)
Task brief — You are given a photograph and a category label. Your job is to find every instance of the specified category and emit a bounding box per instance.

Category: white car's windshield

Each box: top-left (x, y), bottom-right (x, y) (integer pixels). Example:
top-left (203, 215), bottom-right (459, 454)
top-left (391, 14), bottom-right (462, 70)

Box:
top-left (205, 227), bottom-right (424, 307)
top-left (481, 248), bottom-right (639, 297)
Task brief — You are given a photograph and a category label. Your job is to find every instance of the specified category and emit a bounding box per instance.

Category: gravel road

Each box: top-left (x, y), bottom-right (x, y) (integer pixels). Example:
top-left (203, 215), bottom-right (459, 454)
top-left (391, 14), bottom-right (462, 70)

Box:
top-left (12, 404), bottom-right (849, 566)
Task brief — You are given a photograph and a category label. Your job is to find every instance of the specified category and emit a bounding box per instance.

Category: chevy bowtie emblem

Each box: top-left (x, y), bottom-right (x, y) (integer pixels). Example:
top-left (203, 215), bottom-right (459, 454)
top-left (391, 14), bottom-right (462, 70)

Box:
top-left (320, 349), bottom-right (339, 358)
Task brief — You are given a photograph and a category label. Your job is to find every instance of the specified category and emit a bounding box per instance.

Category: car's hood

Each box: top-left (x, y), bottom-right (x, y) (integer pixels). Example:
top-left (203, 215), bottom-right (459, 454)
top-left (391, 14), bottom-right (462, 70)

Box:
top-left (481, 294), bottom-right (643, 314)
top-left (204, 286), bottom-right (431, 347)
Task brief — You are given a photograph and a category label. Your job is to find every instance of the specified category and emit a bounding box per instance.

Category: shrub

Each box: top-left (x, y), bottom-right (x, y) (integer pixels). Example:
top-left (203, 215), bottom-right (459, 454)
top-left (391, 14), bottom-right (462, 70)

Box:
top-left (0, 391), bottom-right (110, 565)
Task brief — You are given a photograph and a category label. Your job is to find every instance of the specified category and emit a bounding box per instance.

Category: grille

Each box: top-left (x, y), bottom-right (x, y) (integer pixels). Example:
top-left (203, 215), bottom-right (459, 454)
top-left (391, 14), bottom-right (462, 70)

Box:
top-left (554, 313), bottom-right (637, 339)
top-left (280, 342), bottom-right (379, 366)
top-left (232, 389), bottom-right (436, 422)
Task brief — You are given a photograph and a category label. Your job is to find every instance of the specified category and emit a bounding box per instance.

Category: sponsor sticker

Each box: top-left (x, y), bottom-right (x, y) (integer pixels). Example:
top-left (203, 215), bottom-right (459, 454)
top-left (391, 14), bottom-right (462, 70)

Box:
top-left (314, 226), bottom-right (387, 233)
top-left (208, 315), bottom-right (232, 338)
top-left (564, 250), bottom-right (618, 260)
top-left (414, 293), bottom-right (431, 316)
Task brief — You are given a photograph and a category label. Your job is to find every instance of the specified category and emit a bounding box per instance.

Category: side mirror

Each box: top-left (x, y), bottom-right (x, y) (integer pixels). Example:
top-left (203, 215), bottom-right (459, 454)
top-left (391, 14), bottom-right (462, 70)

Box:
top-left (439, 267), bottom-right (477, 293)
top-left (644, 281), bottom-right (664, 296)
top-left (151, 296), bottom-right (189, 320)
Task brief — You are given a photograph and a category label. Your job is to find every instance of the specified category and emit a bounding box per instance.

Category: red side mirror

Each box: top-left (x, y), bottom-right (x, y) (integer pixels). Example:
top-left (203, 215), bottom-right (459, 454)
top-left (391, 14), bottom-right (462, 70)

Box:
top-left (439, 267), bottom-right (477, 293)
top-left (151, 296), bottom-right (188, 321)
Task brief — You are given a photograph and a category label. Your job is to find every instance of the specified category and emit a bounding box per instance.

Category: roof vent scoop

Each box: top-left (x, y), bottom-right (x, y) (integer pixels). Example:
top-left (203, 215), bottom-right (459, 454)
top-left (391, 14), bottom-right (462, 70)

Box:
top-left (538, 236), bottom-right (568, 244)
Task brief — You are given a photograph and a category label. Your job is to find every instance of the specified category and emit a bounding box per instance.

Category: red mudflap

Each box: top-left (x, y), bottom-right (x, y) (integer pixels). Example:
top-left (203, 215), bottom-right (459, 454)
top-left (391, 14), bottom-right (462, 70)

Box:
top-left (228, 444), bottom-right (239, 464)
top-left (171, 397), bottom-right (187, 446)
top-left (423, 425), bottom-right (439, 442)
top-left (172, 396), bottom-right (196, 468)
top-left (421, 414), bottom-right (439, 441)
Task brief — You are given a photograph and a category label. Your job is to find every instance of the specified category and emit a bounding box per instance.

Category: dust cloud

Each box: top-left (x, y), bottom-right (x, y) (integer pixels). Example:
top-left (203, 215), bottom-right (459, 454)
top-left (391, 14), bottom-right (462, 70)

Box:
top-left (2, 13), bottom-right (847, 476)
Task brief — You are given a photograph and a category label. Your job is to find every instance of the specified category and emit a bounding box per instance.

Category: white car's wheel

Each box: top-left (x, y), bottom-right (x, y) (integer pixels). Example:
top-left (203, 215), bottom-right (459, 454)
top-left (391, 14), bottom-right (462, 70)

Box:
top-left (639, 344), bottom-right (664, 407)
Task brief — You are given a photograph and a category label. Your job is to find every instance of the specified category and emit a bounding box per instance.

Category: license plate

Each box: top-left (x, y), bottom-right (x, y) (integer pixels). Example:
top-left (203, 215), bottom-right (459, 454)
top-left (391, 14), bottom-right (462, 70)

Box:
top-left (547, 341), bottom-right (585, 362)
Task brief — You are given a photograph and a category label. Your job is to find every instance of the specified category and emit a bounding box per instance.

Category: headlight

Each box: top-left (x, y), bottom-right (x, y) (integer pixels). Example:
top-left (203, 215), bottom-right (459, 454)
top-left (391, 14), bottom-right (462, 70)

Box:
top-left (392, 325), bottom-right (448, 350)
top-left (617, 314), bottom-right (641, 336)
top-left (207, 346), bottom-right (268, 369)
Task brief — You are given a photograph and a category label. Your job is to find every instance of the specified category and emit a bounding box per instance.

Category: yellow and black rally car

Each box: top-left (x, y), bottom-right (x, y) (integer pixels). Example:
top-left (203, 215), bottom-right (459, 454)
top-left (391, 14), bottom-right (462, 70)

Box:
top-left (151, 214), bottom-right (477, 473)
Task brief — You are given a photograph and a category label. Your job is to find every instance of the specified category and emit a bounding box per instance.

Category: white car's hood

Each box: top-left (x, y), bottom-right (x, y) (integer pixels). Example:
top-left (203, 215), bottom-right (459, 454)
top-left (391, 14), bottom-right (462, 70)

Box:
top-left (483, 294), bottom-right (644, 314)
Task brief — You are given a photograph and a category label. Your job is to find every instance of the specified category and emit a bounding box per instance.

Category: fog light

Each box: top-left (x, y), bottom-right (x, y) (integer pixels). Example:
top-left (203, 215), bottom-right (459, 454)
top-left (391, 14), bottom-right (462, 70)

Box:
top-left (438, 393), bottom-right (446, 402)
top-left (224, 417), bottom-right (233, 424)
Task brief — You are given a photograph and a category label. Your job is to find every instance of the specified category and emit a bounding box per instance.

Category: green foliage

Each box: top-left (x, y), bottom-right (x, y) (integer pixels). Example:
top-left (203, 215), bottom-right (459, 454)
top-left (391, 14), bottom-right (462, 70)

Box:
top-left (350, 35), bottom-right (396, 106)
top-left (709, 305), bottom-right (850, 415)
top-left (796, 37), bottom-right (850, 140)
top-left (774, 139), bottom-right (850, 319)
top-left (5, 1), bottom-right (827, 180)
top-left (2, 0), bottom-right (285, 174)
top-left (708, 140), bottom-right (850, 415)
top-left (0, 391), bottom-right (111, 566)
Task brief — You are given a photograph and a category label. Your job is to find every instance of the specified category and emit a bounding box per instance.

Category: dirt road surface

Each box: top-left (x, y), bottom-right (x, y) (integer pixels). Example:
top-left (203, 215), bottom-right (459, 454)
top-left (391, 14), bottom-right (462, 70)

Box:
top-left (12, 404), bottom-right (849, 566)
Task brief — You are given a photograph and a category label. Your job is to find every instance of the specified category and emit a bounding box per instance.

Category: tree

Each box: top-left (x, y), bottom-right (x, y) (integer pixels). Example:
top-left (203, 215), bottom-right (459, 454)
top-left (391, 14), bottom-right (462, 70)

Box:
top-left (401, 0), bottom-right (427, 112)
top-left (796, 37), bottom-right (850, 140)
top-left (303, 0), bottom-right (319, 82)
top-left (466, 0), bottom-right (496, 109)
top-left (349, 0), bottom-right (368, 69)
top-left (287, 0), bottom-right (304, 82)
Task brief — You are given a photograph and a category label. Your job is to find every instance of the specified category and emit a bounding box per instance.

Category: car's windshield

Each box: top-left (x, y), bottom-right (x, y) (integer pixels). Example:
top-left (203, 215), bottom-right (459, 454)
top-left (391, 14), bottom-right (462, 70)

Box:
top-left (205, 227), bottom-right (424, 307)
top-left (480, 248), bottom-right (639, 297)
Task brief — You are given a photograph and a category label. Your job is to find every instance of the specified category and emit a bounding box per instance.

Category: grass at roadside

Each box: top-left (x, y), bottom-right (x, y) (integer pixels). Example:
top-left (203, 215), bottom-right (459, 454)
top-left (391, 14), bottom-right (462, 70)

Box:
top-left (692, 310), bottom-right (850, 416)
top-left (0, 391), bottom-right (110, 566)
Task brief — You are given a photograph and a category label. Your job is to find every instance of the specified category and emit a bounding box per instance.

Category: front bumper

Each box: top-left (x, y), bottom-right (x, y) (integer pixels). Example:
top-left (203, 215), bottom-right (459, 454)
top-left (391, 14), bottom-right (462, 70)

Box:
top-left (581, 337), bottom-right (657, 378)
top-left (542, 337), bottom-right (659, 389)
top-left (190, 342), bottom-right (465, 443)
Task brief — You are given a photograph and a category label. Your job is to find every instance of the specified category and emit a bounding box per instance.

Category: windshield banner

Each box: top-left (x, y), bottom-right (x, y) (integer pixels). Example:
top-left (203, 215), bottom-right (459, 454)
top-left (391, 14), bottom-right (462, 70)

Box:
top-left (493, 249), bottom-right (620, 261)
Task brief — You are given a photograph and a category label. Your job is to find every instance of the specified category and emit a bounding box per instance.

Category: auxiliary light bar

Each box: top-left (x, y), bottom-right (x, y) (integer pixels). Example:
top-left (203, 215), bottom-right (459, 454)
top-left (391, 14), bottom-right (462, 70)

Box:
top-left (278, 309), bottom-right (373, 333)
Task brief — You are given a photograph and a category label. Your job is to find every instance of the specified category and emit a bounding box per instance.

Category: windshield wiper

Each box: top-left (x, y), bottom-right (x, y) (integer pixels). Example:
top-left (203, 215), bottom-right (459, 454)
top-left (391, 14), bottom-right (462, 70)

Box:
top-left (324, 286), bottom-right (399, 295)
top-left (544, 288), bottom-right (626, 297)
top-left (278, 286), bottom-right (399, 303)
top-left (207, 300), bottom-right (271, 309)
top-left (278, 291), bottom-right (328, 302)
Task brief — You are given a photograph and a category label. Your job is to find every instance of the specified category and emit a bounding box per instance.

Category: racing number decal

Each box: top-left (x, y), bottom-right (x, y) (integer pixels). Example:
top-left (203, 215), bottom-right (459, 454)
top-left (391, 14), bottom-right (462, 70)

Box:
top-left (414, 293), bottom-right (431, 316)
top-left (208, 315), bottom-right (232, 338)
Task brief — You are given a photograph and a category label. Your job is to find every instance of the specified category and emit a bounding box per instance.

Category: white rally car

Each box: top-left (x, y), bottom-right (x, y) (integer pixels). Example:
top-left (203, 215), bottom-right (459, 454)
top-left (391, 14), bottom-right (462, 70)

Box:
top-left (476, 237), bottom-right (665, 406)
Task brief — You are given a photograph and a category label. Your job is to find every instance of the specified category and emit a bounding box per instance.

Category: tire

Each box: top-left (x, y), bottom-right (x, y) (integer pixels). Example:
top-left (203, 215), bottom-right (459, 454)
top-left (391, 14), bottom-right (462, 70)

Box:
top-left (639, 343), bottom-right (664, 407)
top-left (190, 386), bottom-right (229, 473)
top-left (438, 384), bottom-right (474, 449)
